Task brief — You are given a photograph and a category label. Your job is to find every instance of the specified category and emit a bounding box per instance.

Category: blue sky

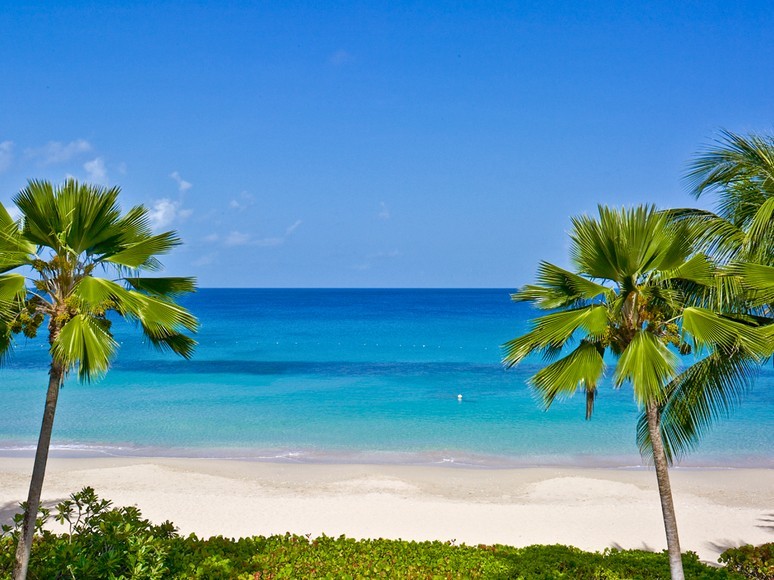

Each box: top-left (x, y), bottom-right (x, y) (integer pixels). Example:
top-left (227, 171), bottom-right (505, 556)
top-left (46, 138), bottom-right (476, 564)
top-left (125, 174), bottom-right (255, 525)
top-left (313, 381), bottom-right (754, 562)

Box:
top-left (1, 1), bottom-right (772, 287)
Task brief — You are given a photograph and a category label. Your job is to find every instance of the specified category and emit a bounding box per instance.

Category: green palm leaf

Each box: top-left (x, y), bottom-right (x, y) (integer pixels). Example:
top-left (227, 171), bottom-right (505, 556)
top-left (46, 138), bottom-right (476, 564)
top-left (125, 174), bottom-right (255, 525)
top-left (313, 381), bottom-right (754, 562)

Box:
top-left (0, 274), bottom-right (27, 302)
top-left (52, 314), bottom-right (118, 380)
top-left (123, 277), bottom-right (197, 297)
top-left (682, 307), bottom-right (769, 357)
top-left (529, 340), bottom-right (605, 410)
top-left (614, 330), bottom-right (679, 405)
top-left (636, 351), bottom-right (759, 462)
top-left (512, 262), bottom-right (611, 309)
top-left (502, 305), bottom-right (607, 366)
top-left (100, 231), bottom-right (181, 270)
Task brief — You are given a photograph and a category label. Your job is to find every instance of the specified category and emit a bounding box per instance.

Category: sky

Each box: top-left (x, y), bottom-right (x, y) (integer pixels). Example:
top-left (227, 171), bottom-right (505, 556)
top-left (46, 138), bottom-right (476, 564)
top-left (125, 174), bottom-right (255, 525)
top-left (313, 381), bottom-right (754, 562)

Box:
top-left (1, 1), bottom-right (772, 288)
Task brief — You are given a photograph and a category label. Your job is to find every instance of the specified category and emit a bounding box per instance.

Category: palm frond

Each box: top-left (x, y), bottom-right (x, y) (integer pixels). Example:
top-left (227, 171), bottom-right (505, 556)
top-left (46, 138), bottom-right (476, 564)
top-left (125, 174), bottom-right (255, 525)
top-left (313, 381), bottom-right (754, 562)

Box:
top-left (529, 340), bottom-right (605, 411)
top-left (56, 180), bottom-right (123, 254)
top-left (123, 277), bottom-right (197, 297)
top-left (99, 231), bottom-right (181, 270)
top-left (614, 330), bottom-right (679, 405)
top-left (637, 351), bottom-right (759, 463)
top-left (681, 307), bottom-right (769, 358)
top-left (143, 330), bottom-right (197, 359)
top-left (745, 196), bottom-right (774, 261)
top-left (570, 205), bottom-right (691, 284)
top-left (51, 314), bottom-right (118, 380)
top-left (502, 305), bottom-right (607, 367)
top-left (0, 274), bottom-right (27, 302)
top-left (686, 129), bottom-right (774, 206)
top-left (14, 179), bottom-right (63, 250)
top-left (727, 262), bottom-right (774, 307)
top-left (512, 261), bottom-right (611, 309)
top-left (663, 208), bottom-right (746, 263)
top-left (0, 204), bottom-right (35, 273)
top-left (656, 253), bottom-right (714, 287)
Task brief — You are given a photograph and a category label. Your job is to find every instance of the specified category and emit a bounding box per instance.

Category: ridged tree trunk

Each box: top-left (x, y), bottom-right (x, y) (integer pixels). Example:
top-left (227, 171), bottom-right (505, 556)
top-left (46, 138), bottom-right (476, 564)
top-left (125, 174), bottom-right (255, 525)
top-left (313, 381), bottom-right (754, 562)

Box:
top-left (13, 359), bottom-right (64, 580)
top-left (646, 402), bottom-right (685, 580)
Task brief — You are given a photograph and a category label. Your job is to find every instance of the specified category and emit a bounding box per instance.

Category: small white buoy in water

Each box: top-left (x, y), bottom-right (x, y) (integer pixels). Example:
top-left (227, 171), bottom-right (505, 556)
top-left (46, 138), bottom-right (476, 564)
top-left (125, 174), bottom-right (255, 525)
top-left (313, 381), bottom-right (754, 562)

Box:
top-left (457, 394), bottom-right (463, 401)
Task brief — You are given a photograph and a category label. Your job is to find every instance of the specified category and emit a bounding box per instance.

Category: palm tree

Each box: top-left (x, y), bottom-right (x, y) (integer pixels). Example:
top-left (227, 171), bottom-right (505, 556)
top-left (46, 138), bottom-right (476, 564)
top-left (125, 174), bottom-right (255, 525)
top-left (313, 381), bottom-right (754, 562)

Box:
top-left (645, 131), bottom-right (774, 465)
top-left (503, 205), bottom-right (769, 580)
top-left (0, 179), bottom-right (198, 580)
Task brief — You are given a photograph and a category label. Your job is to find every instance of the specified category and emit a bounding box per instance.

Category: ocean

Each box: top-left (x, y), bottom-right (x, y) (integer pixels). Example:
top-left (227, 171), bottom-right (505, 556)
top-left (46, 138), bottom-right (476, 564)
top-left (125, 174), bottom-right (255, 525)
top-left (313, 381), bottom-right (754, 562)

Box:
top-left (1, 289), bottom-right (772, 467)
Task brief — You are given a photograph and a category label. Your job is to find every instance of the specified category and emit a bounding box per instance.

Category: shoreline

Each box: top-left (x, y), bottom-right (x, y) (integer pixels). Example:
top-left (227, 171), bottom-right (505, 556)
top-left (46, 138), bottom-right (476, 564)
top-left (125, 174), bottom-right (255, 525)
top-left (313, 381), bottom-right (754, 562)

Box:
top-left (1, 457), bottom-right (771, 564)
top-left (2, 443), bottom-right (772, 470)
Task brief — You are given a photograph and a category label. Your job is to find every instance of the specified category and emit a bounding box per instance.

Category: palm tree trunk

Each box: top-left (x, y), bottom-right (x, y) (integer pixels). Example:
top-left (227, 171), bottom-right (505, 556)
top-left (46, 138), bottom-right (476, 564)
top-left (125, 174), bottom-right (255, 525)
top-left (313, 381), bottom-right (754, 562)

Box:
top-left (646, 402), bottom-right (684, 580)
top-left (12, 359), bottom-right (64, 580)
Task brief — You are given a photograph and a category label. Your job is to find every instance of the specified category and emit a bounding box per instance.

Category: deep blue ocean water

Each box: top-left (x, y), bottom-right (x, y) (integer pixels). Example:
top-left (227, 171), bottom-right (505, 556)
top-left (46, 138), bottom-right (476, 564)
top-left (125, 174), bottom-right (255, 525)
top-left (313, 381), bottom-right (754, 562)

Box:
top-left (1, 289), bottom-right (772, 467)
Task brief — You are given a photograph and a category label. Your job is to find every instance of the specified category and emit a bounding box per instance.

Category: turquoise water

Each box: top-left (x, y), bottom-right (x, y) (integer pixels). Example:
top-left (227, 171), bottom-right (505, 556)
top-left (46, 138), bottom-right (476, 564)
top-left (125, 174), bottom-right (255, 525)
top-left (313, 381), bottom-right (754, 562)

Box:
top-left (1, 289), bottom-right (772, 467)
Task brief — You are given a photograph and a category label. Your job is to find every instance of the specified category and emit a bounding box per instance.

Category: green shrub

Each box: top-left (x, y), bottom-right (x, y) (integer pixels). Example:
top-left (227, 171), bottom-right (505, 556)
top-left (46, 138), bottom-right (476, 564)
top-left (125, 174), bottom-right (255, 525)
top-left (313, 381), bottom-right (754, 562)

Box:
top-left (719, 543), bottom-right (773, 580)
top-left (0, 487), bottom-right (751, 579)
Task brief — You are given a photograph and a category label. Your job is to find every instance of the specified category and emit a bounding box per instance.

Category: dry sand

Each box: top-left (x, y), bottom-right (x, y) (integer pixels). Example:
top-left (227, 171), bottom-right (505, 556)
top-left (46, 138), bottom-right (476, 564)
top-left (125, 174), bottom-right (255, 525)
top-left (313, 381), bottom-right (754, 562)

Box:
top-left (1, 457), bottom-right (771, 564)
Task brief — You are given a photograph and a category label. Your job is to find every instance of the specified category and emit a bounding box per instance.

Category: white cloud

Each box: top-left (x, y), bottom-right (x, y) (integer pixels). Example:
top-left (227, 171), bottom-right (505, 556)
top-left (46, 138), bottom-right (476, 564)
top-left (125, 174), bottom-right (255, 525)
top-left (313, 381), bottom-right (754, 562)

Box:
top-left (221, 220), bottom-right (302, 248)
top-left (228, 191), bottom-right (254, 211)
top-left (170, 171), bottom-right (192, 192)
top-left (225, 231), bottom-right (252, 246)
top-left (203, 233), bottom-right (219, 243)
top-left (254, 219), bottom-right (303, 246)
top-left (329, 49), bottom-right (353, 66)
top-left (285, 220), bottom-right (302, 236)
top-left (0, 141), bottom-right (14, 172)
top-left (148, 198), bottom-right (192, 230)
top-left (378, 201), bottom-right (390, 220)
top-left (27, 139), bottom-right (92, 164)
top-left (84, 157), bottom-right (107, 183)
top-left (354, 248), bottom-right (401, 271)
top-left (192, 252), bottom-right (217, 267)
top-left (254, 236), bottom-right (284, 247)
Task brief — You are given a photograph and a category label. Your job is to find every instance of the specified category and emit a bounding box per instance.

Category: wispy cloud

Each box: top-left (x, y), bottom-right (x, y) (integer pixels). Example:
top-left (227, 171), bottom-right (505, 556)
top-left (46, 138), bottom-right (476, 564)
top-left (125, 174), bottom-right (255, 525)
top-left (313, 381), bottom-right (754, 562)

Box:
top-left (192, 252), bottom-right (218, 267)
top-left (202, 233), bottom-right (219, 243)
top-left (26, 139), bottom-right (92, 164)
top-left (170, 171), bottom-right (192, 192)
top-left (353, 249), bottom-right (401, 271)
top-left (224, 231), bottom-right (252, 246)
top-left (222, 220), bottom-right (302, 248)
top-left (329, 49), bottom-right (354, 66)
top-left (228, 191), bottom-right (254, 211)
top-left (0, 141), bottom-right (14, 173)
top-left (148, 198), bottom-right (193, 230)
top-left (84, 157), bottom-right (107, 183)
top-left (285, 220), bottom-right (302, 235)
top-left (378, 201), bottom-right (390, 220)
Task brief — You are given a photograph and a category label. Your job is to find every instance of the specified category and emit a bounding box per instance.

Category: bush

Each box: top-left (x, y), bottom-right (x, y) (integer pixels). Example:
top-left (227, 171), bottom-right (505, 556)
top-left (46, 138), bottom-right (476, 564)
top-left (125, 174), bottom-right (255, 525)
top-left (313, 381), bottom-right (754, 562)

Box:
top-left (719, 543), bottom-right (774, 580)
top-left (0, 487), bottom-right (750, 579)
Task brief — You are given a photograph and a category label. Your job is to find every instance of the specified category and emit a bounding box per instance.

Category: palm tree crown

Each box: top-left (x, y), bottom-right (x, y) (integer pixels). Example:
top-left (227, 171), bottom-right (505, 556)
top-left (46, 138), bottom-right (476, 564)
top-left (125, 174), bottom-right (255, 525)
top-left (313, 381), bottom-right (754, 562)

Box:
top-left (0, 179), bottom-right (198, 376)
top-left (504, 205), bottom-right (768, 413)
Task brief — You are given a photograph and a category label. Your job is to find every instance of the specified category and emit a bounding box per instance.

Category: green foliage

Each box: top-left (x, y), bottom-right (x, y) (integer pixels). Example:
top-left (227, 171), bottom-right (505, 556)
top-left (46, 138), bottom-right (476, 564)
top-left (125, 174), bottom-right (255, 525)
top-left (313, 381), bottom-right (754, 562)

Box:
top-left (0, 488), bottom-right (744, 579)
top-left (0, 179), bottom-right (198, 376)
top-left (719, 543), bottom-right (774, 580)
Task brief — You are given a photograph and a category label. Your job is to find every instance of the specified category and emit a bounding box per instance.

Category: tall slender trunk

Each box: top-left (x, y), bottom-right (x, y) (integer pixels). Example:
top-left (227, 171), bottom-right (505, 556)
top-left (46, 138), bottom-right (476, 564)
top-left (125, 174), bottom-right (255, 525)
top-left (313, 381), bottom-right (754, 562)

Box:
top-left (12, 359), bottom-right (64, 580)
top-left (646, 402), bottom-right (684, 580)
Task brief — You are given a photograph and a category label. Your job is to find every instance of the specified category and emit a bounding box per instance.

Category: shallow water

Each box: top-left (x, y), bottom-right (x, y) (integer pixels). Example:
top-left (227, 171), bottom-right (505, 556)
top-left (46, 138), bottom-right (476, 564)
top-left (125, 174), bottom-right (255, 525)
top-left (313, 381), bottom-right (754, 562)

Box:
top-left (2, 289), bottom-right (772, 467)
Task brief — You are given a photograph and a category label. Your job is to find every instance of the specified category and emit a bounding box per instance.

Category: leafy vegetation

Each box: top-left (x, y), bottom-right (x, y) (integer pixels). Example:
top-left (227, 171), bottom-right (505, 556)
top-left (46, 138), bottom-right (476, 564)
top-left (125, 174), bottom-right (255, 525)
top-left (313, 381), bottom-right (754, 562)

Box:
top-left (0, 488), bottom-right (751, 579)
top-left (718, 544), bottom-right (774, 580)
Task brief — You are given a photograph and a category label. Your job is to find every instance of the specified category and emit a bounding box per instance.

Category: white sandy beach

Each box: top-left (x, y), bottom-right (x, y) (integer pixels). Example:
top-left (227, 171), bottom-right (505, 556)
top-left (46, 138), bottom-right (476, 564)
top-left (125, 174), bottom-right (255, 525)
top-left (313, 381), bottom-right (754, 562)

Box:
top-left (1, 458), bottom-right (771, 564)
